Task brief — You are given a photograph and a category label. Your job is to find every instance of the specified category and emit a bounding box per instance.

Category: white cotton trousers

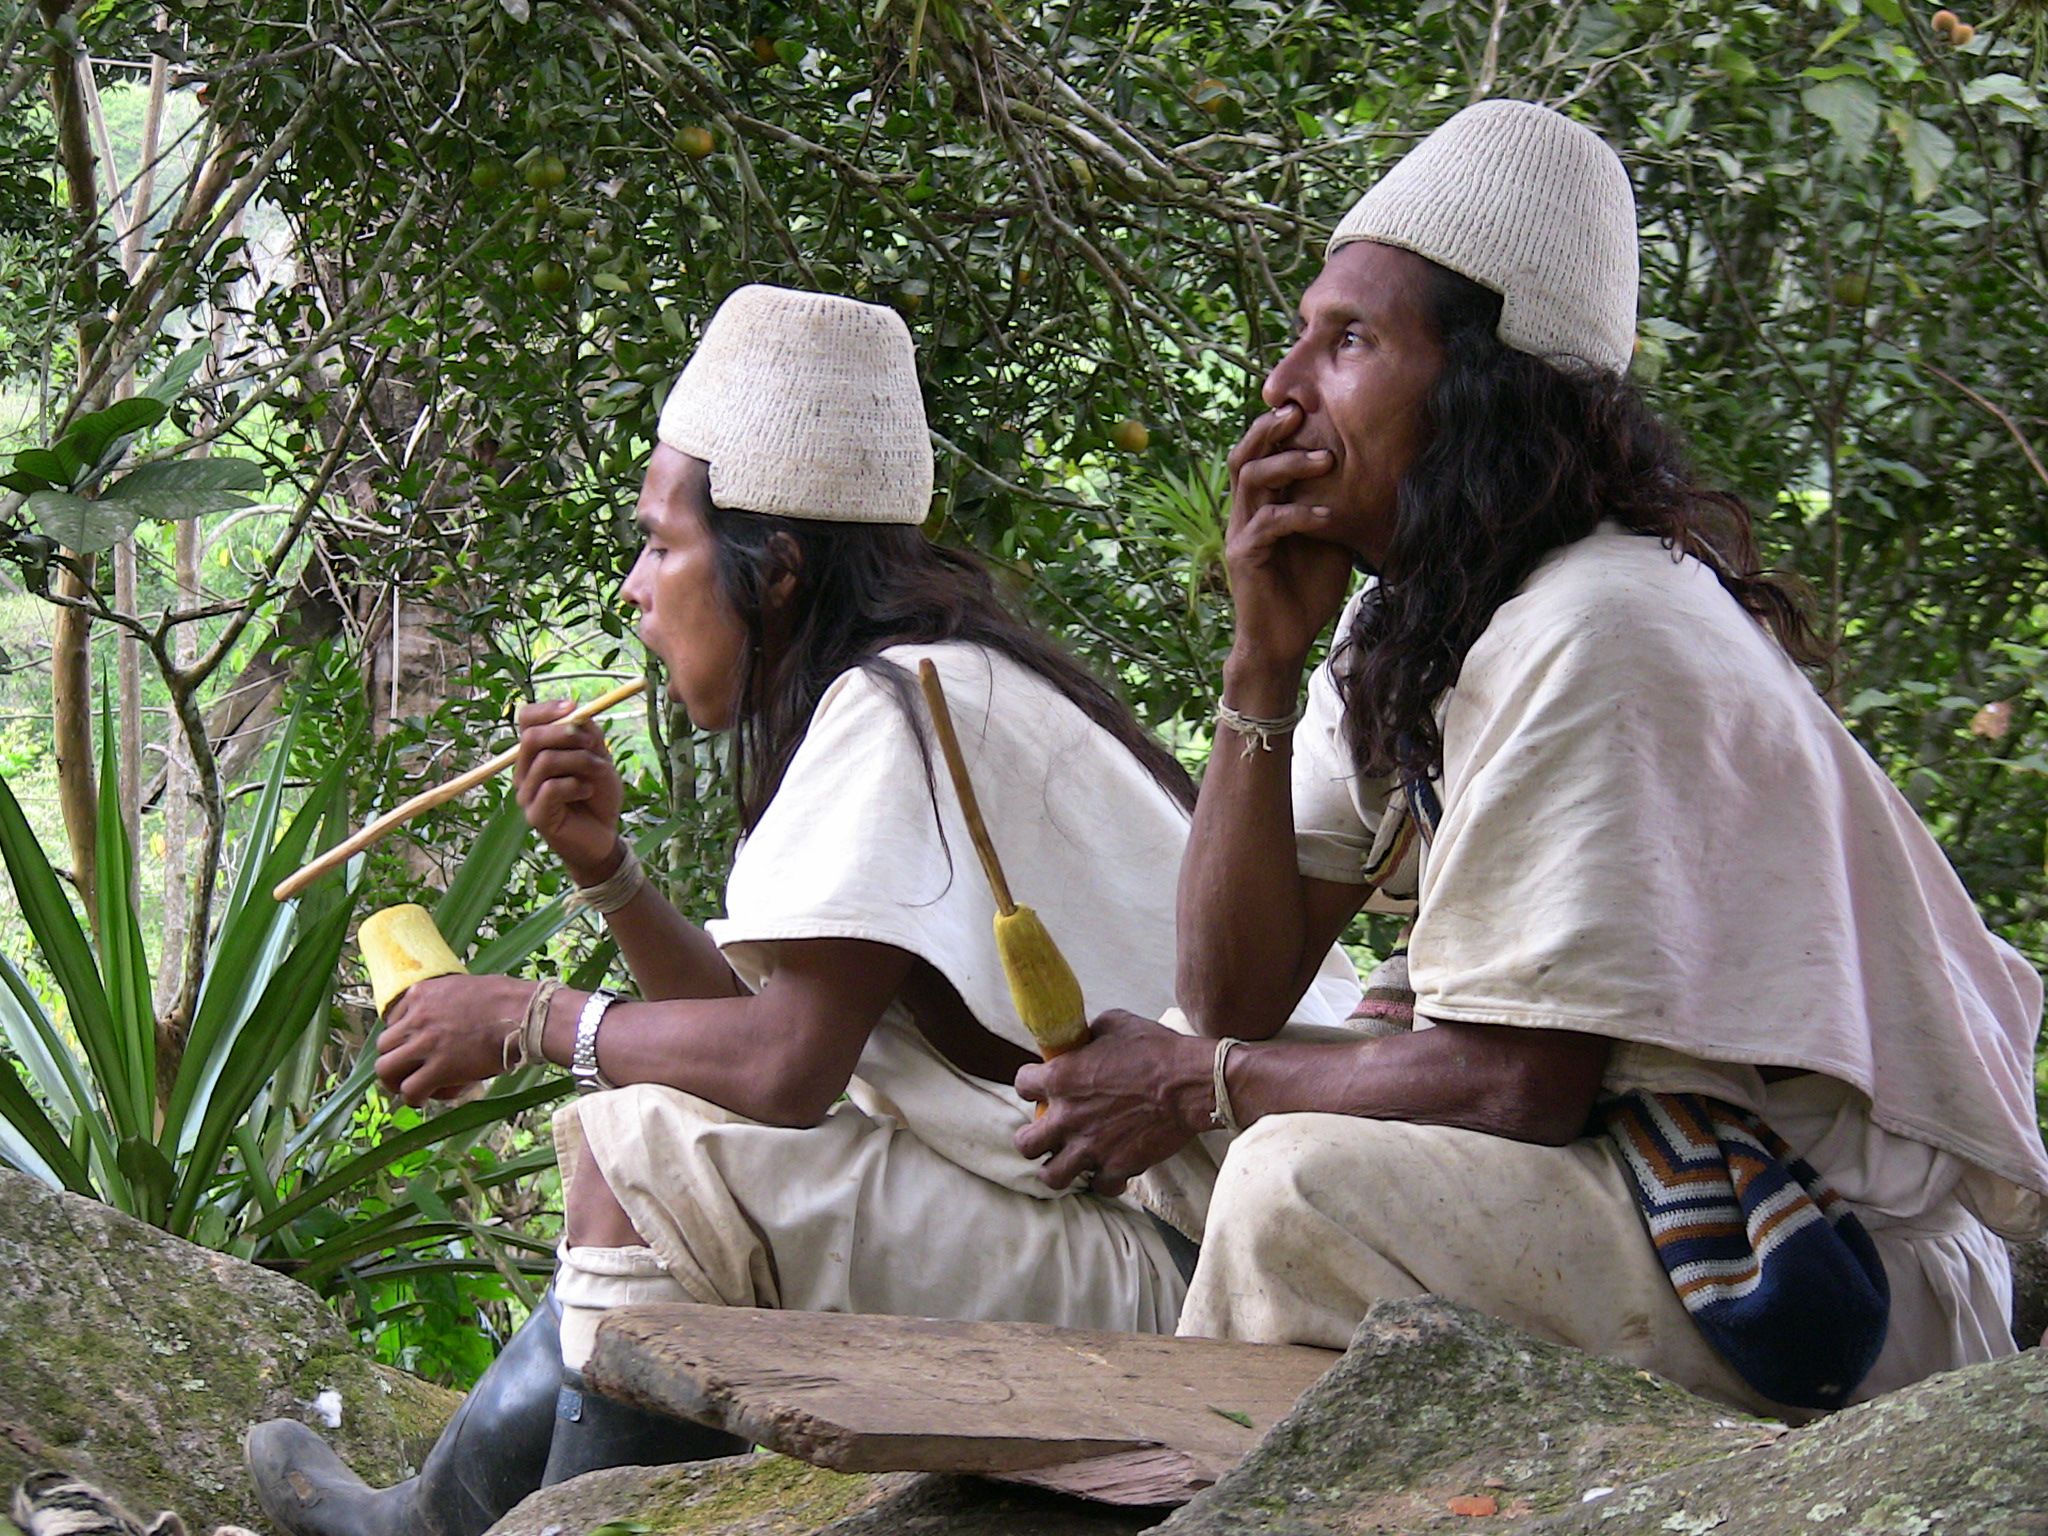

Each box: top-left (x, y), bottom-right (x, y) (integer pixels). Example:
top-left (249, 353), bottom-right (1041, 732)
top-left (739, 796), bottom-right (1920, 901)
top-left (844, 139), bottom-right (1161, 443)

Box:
top-left (553, 1083), bottom-right (1187, 1332)
top-left (1175, 1113), bottom-right (1792, 1418)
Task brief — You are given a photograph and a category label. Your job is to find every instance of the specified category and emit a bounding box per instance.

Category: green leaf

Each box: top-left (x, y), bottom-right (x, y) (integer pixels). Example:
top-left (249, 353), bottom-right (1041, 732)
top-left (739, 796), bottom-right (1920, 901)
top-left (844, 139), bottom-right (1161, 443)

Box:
top-left (1803, 79), bottom-right (1880, 161)
top-left (1962, 74), bottom-right (2041, 113)
top-left (1207, 1405), bottom-right (1254, 1428)
top-left (96, 693), bottom-right (155, 1141)
top-left (168, 895), bottom-right (356, 1235)
top-left (1921, 205), bottom-right (1988, 230)
top-left (167, 745), bottom-right (352, 1153)
top-left (60, 397), bottom-right (171, 479)
top-left (11, 448), bottom-right (75, 489)
top-left (117, 1135), bottom-right (177, 1223)
top-left (0, 1050), bottom-right (95, 1195)
top-left (435, 792), bottom-right (534, 956)
top-left (1888, 111), bottom-right (1956, 202)
top-left (1638, 316), bottom-right (1700, 341)
top-left (0, 773), bottom-right (131, 1141)
top-left (142, 345), bottom-right (210, 405)
top-left (27, 492), bottom-right (139, 554)
top-left (100, 458), bottom-right (266, 521)
top-left (247, 1078), bottom-right (570, 1240)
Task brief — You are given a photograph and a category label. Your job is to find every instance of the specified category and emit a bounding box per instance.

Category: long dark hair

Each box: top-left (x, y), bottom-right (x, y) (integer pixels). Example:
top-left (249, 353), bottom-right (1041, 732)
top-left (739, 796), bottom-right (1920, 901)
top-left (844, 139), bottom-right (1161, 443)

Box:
top-left (705, 503), bottom-right (1195, 829)
top-left (1337, 264), bottom-right (1832, 783)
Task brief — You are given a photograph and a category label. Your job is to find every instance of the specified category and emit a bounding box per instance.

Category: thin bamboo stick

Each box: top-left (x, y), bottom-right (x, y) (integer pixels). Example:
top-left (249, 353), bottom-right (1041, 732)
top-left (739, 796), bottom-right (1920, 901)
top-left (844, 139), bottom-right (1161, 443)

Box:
top-left (272, 678), bottom-right (648, 902)
top-left (915, 660), bottom-right (1016, 915)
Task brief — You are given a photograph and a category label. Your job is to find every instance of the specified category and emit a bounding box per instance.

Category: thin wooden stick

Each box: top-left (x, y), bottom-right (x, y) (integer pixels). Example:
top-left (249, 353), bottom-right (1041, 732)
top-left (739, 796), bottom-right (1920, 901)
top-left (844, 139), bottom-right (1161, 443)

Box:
top-left (272, 678), bottom-right (648, 902)
top-left (916, 660), bottom-right (1016, 916)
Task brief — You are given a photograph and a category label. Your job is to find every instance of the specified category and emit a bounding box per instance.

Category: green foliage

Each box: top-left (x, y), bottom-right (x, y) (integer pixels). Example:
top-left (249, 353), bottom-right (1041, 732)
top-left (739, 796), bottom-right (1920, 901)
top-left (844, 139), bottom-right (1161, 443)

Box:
top-left (173, 0), bottom-right (2043, 968)
top-left (0, 706), bottom-right (595, 1338)
top-left (0, 349), bottom-right (262, 560)
top-left (0, 704), bottom-right (353, 1227)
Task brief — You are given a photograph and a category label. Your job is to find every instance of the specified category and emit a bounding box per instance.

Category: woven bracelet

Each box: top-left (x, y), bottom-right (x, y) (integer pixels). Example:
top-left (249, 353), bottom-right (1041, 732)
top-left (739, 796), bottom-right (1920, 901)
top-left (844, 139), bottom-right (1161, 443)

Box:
top-left (566, 843), bottom-right (647, 916)
top-left (1210, 1037), bottom-right (1244, 1136)
top-left (1216, 699), bottom-right (1305, 760)
top-left (508, 978), bottom-right (564, 1073)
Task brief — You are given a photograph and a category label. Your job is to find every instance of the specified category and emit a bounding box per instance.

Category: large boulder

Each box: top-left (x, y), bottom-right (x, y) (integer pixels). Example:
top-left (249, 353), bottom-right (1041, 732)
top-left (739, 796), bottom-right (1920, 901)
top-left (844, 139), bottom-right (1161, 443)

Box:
top-left (1520, 1346), bottom-right (2048, 1534)
top-left (1163, 1298), bottom-right (2048, 1535)
top-left (0, 1168), bottom-right (457, 1535)
top-left (1158, 1298), bottom-right (1760, 1534)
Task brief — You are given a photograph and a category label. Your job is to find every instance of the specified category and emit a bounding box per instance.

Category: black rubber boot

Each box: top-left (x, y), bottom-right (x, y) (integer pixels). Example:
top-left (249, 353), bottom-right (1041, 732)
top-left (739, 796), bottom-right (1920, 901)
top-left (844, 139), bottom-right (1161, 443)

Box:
top-left (539, 1368), bottom-right (748, 1485)
top-left (246, 1288), bottom-right (565, 1536)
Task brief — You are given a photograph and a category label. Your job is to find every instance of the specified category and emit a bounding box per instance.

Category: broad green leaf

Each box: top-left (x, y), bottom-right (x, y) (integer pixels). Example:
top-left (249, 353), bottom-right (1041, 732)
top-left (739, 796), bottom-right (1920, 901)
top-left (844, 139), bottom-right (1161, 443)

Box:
top-left (11, 448), bottom-right (74, 489)
top-left (1888, 111), bottom-right (1956, 202)
top-left (142, 345), bottom-right (210, 405)
top-left (27, 492), bottom-right (139, 554)
top-left (100, 458), bottom-right (266, 521)
top-left (1962, 74), bottom-right (2041, 114)
top-left (1803, 79), bottom-right (1880, 161)
top-left (61, 397), bottom-right (171, 479)
top-left (1921, 205), bottom-right (1988, 230)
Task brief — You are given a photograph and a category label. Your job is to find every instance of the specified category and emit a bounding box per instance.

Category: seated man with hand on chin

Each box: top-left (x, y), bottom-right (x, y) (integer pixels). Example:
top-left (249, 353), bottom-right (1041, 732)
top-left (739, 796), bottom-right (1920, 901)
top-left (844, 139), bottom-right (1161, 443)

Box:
top-left (1018, 99), bottom-right (2048, 1420)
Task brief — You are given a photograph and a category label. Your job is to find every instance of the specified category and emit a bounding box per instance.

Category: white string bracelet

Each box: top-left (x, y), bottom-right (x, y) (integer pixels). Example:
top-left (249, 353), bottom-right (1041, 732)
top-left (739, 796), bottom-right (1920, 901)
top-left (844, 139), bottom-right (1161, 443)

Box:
top-left (1216, 699), bottom-right (1305, 759)
top-left (1210, 1037), bottom-right (1245, 1135)
top-left (565, 843), bottom-right (648, 915)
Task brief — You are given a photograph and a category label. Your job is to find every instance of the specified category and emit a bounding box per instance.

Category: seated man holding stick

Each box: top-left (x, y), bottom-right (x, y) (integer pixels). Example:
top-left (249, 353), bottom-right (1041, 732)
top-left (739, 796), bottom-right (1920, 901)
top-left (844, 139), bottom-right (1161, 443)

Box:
top-left (248, 284), bottom-right (1359, 1536)
top-left (1017, 100), bottom-right (2048, 1418)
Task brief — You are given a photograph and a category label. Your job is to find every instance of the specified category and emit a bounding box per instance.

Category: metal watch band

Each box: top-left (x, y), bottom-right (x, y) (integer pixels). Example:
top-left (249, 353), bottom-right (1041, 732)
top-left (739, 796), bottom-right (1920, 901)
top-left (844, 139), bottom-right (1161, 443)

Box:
top-left (571, 989), bottom-right (620, 1093)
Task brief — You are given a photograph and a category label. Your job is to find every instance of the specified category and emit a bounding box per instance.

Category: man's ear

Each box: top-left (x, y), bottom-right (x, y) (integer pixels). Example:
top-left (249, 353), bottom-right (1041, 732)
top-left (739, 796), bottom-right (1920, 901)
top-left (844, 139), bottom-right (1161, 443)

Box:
top-left (762, 530), bottom-right (804, 613)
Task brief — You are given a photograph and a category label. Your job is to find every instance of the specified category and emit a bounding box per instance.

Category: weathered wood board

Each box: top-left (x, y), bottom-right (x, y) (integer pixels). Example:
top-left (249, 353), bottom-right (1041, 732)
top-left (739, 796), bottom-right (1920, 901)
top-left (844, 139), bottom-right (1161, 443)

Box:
top-left (585, 1304), bottom-right (1339, 1505)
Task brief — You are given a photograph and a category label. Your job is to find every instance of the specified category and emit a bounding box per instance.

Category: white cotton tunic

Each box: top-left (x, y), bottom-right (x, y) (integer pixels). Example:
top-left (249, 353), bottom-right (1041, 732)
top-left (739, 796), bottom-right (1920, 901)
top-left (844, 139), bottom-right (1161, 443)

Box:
top-left (1287, 526), bottom-right (2048, 1386)
top-left (559, 640), bottom-right (1360, 1329)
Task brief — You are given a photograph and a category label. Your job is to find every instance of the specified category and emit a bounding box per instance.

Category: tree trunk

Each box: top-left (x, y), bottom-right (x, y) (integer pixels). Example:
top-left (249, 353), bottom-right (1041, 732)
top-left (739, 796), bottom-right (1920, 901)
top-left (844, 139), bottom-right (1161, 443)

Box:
top-left (42, 8), bottom-right (109, 914)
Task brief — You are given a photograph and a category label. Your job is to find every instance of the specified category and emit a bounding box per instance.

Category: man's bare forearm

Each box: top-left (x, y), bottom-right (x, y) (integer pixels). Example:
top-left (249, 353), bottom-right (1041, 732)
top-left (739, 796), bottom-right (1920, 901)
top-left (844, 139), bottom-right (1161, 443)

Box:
top-left (575, 843), bottom-right (741, 1000)
top-left (1142, 1019), bottom-right (1611, 1147)
top-left (1222, 1021), bottom-right (1611, 1146)
top-left (1176, 653), bottom-right (1321, 1039)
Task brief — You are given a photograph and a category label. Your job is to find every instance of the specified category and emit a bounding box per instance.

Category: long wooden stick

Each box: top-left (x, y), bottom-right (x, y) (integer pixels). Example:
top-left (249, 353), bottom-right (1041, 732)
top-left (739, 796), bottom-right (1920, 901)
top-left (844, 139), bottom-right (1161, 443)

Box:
top-left (272, 677), bottom-right (648, 902)
top-left (915, 660), bottom-right (1016, 916)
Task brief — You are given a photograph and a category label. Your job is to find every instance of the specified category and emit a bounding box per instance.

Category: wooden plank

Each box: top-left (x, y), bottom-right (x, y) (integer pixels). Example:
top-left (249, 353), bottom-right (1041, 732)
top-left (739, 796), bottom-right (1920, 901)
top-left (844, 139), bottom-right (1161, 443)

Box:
top-left (585, 1305), bottom-right (1338, 1506)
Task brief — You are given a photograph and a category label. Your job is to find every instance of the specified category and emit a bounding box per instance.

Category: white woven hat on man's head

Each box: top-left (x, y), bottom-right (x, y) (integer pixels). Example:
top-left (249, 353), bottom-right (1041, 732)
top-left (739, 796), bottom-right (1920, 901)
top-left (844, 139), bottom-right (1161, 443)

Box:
top-left (657, 284), bottom-right (935, 525)
top-left (1327, 100), bottom-right (1639, 376)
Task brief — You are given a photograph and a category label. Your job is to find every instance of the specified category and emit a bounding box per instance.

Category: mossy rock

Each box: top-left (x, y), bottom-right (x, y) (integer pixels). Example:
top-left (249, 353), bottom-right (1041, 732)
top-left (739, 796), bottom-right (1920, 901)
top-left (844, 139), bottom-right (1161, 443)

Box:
top-left (1519, 1346), bottom-right (2048, 1535)
top-left (488, 1456), bottom-right (1167, 1536)
top-left (486, 1454), bottom-right (902, 1535)
top-left (0, 1168), bottom-right (459, 1534)
top-left (1159, 1297), bottom-right (1766, 1535)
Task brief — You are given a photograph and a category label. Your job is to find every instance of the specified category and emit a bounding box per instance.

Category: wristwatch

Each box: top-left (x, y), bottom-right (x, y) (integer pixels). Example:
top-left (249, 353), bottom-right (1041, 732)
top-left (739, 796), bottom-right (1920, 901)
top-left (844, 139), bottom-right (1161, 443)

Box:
top-left (571, 990), bottom-right (620, 1093)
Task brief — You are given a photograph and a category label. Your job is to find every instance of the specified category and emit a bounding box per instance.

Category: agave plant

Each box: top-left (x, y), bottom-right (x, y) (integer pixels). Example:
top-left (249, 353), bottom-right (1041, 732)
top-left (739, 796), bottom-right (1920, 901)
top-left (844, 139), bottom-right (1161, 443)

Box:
top-left (1122, 457), bottom-right (1231, 616)
top-left (0, 698), bottom-right (629, 1296)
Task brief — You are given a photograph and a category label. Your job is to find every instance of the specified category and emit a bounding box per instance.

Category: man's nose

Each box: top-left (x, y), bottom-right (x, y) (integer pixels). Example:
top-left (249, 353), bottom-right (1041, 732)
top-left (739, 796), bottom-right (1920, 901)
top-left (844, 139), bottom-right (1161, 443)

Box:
top-left (1261, 339), bottom-right (1312, 415)
top-left (620, 559), bottom-right (650, 613)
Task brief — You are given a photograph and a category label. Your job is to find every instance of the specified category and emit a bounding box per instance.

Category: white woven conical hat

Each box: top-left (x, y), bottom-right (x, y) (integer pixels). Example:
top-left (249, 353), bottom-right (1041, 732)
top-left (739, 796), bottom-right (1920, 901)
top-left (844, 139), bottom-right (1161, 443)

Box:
top-left (657, 285), bottom-right (935, 525)
top-left (1328, 100), bottom-right (1639, 376)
